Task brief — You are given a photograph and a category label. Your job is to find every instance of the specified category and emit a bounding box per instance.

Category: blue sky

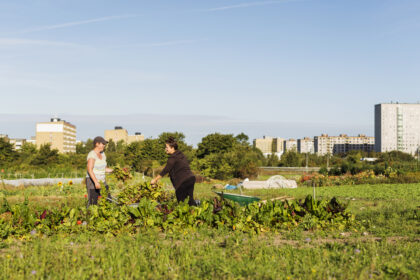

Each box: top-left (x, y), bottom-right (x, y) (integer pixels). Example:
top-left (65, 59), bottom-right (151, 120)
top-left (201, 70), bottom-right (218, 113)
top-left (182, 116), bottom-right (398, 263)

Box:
top-left (0, 0), bottom-right (419, 144)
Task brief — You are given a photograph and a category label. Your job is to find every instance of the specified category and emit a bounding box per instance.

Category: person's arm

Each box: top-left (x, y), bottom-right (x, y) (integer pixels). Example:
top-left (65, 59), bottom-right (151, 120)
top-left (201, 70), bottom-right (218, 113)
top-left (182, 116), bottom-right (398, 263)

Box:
top-left (105, 167), bottom-right (113, 173)
top-left (151, 157), bottom-right (175, 185)
top-left (87, 158), bottom-right (101, 189)
top-left (104, 153), bottom-right (113, 173)
top-left (150, 175), bottom-right (162, 185)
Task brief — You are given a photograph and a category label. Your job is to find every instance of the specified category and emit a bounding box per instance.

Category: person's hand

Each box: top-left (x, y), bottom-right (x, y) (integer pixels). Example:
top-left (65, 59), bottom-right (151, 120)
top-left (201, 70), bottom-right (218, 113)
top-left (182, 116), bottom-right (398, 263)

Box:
top-left (151, 178), bottom-right (157, 185)
top-left (95, 182), bottom-right (101, 189)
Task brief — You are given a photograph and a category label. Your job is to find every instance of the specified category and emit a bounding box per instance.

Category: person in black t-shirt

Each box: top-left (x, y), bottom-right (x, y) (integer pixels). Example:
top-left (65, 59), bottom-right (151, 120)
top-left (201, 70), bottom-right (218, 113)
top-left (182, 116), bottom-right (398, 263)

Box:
top-left (151, 137), bottom-right (197, 206)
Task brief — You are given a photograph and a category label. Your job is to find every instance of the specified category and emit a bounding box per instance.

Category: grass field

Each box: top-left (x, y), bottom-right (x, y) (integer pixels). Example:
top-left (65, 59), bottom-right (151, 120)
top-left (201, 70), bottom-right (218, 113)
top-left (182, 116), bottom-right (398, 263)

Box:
top-left (0, 176), bottom-right (419, 279)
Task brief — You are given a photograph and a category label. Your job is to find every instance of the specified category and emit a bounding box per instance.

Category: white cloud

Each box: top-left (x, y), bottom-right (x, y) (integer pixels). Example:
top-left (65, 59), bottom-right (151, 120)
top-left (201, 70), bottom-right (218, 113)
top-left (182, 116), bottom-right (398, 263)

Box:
top-left (205, 0), bottom-right (297, 12)
top-left (113, 39), bottom-right (205, 49)
top-left (16, 15), bottom-right (138, 34)
top-left (0, 38), bottom-right (84, 48)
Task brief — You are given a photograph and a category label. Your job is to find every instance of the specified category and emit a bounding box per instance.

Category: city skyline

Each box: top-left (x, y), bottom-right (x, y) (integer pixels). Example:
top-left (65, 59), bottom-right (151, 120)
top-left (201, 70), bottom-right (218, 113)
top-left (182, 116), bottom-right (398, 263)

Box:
top-left (0, 112), bottom-right (373, 146)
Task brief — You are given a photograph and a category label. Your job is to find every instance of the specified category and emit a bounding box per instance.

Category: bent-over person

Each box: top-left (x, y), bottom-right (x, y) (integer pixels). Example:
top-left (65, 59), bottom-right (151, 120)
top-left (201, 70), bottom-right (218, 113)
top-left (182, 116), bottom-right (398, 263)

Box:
top-left (151, 137), bottom-right (197, 206)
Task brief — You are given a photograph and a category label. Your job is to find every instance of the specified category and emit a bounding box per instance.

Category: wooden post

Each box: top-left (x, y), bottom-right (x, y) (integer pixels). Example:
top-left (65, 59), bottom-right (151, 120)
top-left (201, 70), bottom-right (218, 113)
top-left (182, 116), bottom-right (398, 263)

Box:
top-left (313, 180), bottom-right (316, 200)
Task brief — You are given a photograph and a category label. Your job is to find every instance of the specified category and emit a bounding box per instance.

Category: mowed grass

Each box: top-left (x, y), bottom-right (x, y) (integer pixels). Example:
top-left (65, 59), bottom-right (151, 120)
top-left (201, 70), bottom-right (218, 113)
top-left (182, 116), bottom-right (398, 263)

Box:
top-left (1, 176), bottom-right (419, 279)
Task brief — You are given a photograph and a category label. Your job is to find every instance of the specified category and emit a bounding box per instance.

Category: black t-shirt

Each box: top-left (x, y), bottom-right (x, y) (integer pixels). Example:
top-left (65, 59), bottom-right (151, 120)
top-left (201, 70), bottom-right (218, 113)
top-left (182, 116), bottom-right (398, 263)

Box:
top-left (159, 151), bottom-right (195, 189)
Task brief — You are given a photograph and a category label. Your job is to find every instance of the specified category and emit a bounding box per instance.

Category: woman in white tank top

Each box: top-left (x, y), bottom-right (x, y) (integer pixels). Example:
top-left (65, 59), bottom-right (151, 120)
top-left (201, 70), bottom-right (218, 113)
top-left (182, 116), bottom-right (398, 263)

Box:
top-left (86, 136), bottom-right (114, 205)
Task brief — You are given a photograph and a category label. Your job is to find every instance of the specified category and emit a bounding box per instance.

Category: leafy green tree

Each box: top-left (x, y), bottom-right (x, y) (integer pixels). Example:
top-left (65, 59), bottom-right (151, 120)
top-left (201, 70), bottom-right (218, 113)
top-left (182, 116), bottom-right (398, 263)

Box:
top-left (0, 138), bottom-right (17, 166)
top-left (235, 132), bottom-right (249, 145)
top-left (193, 141), bottom-right (264, 179)
top-left (195, 153), bottom-right (235, 179)
top-left (158, 132), bottom-right (186, 145)
top-left (124, 139), bottom-right (165, 172)
top-left (124, 141), bottom-right (144, 172)
top-left (31, 144), bottom-right (59, 166)
top-left (115, 140), bottom-right (126, 153)
top-left (59, 153), bottom-right (86, 169)
top-left (17, 142), bottom-right (37, 165)
top-left (265, 153), bottom-right (280, 167)
top-left (76, 139), bottom-right (93, 154)
top-left (279, 151), bottom-right (302, 167)
top-left (106, 139), bottom-right (117, 152)
top-left (196, 133), bottom-right (236, 159)
top-left (379, 151), bottom-right (415, 162)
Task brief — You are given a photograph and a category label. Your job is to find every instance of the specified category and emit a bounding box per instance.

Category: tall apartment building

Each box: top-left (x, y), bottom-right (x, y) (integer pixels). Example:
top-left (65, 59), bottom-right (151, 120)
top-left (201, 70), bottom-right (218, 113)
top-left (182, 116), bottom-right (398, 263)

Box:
top-left (36, 117), bottom-right (76, 153)
top-left (253, 136), bottom-right (284, 157)
top-left (105, 127), bottom-right (145, 144)
top-left (297, 137), bottom-right (314, 153)
top-left (314, 134), bottom-right (375, 155)
top-left (375, 103), bottom-right (420, 155)
top-left (273, 138), bottom-right (284, 154)
top-left (284, 139), bottom-right (297, 152)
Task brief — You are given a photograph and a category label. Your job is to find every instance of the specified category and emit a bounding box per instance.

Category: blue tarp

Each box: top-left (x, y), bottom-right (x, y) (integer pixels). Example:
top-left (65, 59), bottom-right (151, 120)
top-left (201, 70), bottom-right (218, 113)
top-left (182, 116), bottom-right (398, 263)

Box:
top-left (224, 184), bottom-right (237, 190)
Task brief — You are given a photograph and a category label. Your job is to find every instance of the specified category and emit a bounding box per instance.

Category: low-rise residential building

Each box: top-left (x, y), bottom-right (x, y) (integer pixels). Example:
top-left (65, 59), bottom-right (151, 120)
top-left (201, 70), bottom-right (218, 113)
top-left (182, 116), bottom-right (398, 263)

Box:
top-left (314, 134), bottom-right (375, 155)
top-left (9, 138), bottom-right (26, 150)
top-left (36, 117), bottom-right (76, 153)
top-left (297, 137), bottom-right (314, 153)
top-left (105, 127), bottom-right (145, 144)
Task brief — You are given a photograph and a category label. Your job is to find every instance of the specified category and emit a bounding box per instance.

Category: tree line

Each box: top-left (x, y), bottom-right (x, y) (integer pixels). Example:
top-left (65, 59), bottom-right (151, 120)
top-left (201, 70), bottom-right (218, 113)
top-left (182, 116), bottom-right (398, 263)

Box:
top-left (0, 132), bottom-right (265, 179)
top-left (1, 133), bottom-right (418, 179)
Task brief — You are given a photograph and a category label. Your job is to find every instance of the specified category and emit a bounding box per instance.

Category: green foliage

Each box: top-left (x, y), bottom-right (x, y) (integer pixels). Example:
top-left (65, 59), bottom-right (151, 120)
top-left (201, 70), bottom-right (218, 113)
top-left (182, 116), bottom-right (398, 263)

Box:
top-left (265, 153), bottom-right (280, 167)
top-left (1, 181), bottom-right (419, 279)
top-left (193, 133), bottom-right (263, 179)
top-left (0, 138), bottom-right (17, 165)
top-left (76, 139), bottom-right (93, 154)
top-left (279, 151), bottom-right (302, 167)
top-left (31, 144), bottom-right (59, 166)
top-left (18, 142), bottom-right (37, 163)
top-left (112, 166), bottom-right (133, 183)
top-left (235, 132), bottom-right (249, 145)
top-left (196, 133), bottom-right (236, 159)
top-left (3, 132), bottom-right (419, 181)
top-left (0, 180), bottom-right (355, 239)
top-left (379, 150), bottom-right (415, 162)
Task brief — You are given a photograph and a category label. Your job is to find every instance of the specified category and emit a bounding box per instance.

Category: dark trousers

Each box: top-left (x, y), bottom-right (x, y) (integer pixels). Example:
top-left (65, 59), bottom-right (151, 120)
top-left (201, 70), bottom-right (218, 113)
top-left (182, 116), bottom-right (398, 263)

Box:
top-left (86, 178), bottom-right (109, 206)
top-left (175, 177), bottom-right (196, 206)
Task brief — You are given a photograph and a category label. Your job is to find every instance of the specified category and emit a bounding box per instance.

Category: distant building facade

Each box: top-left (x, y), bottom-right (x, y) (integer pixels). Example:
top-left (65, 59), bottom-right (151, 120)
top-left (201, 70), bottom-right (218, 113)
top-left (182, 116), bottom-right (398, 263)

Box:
top-left (297, 137), bottom-right (314, 153)
top-left (105, 127), bottom-right (144, 144)
top-left (375, 103), bottom-right (420, 155)
top-left (36, 117), bottom-right (76, 153)
top-left (253, 136), bottom-right (284, 157)
top-left (284, 139), bottom-right (297, 152)
top-left (128, 132), bottom-right (145, 143)
top-left (105, 126), bottom-right (128, 143)
top-left (9, 138), bottom-right (26, 150)
top-left (314, 134), bottom-right (375, 155)
top-left (26, 136), bottom-right (36, 145)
